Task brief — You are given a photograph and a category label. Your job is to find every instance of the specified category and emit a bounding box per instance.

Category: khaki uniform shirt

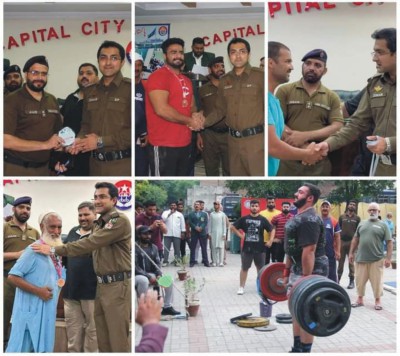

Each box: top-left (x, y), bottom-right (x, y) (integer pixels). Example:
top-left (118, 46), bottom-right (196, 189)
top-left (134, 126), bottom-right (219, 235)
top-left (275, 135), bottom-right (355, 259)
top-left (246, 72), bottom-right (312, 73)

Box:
top-left (276, 79), bottom-right (343, 134)
top-left (326, 73), bottom-right (396, 152)
top-left (205, 64), bottom-right (264, 131)
top-left (80, 71), bottom-right (131, 152)
top-left (4, 220), bottom-right (40, 271)
top-left (55, 208), bottom-right (131, 276)
top-left (4, 85), bottom-right (62, 162)
top-left (199, 80), bottom-right (227, 129)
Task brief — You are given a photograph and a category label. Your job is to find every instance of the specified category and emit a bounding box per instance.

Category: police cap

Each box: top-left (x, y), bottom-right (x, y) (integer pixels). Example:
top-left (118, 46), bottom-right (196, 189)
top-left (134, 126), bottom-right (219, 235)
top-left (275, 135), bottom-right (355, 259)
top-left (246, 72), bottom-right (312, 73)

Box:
top-left (13, 196), bottom-right (32, 207)
top-left (208, 56), bottom-right (224, 68)
top-left (4, 65), bottom-right (22, 80)
top-left (23, 55), bottom-right (49, 73)
top-left (301, 49), bottom-right (327, 63)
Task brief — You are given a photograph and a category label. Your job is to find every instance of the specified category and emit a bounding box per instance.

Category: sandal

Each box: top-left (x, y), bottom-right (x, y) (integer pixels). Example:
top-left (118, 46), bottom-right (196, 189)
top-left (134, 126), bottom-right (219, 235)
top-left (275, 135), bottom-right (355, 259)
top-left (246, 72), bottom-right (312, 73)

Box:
top-left (374, 305), bottom-right (383, 310)
top-left (351, 302), bottom-right (364, 308)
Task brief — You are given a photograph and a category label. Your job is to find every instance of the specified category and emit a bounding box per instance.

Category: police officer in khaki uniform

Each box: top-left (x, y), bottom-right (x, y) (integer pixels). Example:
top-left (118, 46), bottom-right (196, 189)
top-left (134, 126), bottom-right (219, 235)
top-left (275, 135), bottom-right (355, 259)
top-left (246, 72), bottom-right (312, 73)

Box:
top-left (4, 64), bottom-right (23, 96)
top-left (198, 56), bottom-right (230, 176)
top-left (4, 56), bottom-right (64, 176)
top-left (71, 41), bottom-right (131, 176)
top-left (321, 28), bottom-right (396, 176)
top-left (32, 182), bottom-right (131, 352)
top-left (3, 196), bottom-right (40, 349)
top-left (276, 49), bottom-right (343, 176)
top-left (205, 38), bottom-right (264, 176)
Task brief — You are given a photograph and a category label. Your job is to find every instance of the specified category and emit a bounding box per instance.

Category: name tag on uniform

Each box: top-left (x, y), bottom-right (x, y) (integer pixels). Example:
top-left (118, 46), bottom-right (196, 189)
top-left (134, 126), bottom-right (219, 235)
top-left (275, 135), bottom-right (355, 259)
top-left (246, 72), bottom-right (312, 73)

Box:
top-left (27, 110), bottom-right (39, 114)
top-left (224, 85), bottom-right (233, 90)
top-left (203, 93), bottom-right (213, 98)
top-left (112, 97), bottom-right (121, 102)
top-left (88, 97), bottom-right (99, 102)
top-left (372, 93), bottom-right (384, 98)
top-left (47, 109), bottom-right (59, 114)
top-left (5, 235), bottom-right (17, 238)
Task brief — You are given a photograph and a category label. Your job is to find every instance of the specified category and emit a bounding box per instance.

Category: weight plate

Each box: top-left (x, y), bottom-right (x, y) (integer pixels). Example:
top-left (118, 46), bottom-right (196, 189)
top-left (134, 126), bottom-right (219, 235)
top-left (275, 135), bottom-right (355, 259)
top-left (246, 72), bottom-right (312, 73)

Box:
top-left (275, 313), bottom-right (292, 320)
top-left (254, 325), bottom-right (277, 332)
top-left (258, 262), bottom-right (288, 302)
top-left (276, 318), bottom-right (292, 324)
top-left (236, 317), bottom-right (269, 328)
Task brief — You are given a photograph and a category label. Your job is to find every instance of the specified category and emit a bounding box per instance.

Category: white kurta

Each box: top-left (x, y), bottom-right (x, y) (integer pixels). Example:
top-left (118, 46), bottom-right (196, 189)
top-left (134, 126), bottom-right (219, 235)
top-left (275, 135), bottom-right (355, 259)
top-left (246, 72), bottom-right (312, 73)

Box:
top-left (210, 211), bottom-right (227, 249)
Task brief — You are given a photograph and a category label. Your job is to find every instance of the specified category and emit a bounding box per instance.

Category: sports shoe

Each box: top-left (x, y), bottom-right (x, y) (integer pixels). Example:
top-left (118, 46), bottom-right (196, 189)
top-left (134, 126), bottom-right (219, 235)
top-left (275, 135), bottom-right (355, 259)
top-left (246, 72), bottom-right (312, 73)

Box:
top-left (237, 287), bottom-right (244, 295)
top-left (161, 306), bottom-right (180, 316)
top-left (162, 262), bottom-right (168, 267)
top-left (211, 263), bottom-right (217, 267)
top-left (219, 263), bottom-right (224, 267)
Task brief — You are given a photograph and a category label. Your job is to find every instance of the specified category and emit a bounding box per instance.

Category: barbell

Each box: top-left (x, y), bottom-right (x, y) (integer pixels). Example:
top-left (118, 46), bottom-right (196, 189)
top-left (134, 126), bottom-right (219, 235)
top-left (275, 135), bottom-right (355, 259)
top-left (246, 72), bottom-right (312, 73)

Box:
top-left (257, 263), bottom-right (351, 337)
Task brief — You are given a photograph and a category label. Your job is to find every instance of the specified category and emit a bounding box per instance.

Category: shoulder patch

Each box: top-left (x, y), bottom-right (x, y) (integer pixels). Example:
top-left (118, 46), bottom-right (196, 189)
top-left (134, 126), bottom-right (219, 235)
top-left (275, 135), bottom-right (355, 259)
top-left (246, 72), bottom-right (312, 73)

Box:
top-left (105, 217), bottom-right (119, 229)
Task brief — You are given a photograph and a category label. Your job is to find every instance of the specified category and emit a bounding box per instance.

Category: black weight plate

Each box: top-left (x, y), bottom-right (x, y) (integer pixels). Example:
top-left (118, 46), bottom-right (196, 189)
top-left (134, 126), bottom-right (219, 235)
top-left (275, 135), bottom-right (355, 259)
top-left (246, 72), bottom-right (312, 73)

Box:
top-left (276, 313), bottom-right (292, 320)
top-left (276, 318), bottom-right (292, 324)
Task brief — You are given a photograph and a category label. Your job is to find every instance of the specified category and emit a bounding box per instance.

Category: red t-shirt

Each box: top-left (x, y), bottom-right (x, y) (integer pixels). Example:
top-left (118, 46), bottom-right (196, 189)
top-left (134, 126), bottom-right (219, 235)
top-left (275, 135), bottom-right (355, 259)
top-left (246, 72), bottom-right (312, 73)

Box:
top-left (145, 66), bottom-right (192, 147)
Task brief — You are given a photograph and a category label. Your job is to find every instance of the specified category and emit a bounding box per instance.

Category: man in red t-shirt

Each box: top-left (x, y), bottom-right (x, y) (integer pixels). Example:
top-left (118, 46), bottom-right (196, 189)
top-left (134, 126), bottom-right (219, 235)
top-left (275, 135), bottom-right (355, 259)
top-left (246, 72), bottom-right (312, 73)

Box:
top-left (146, 37), bottom-right (204, 176)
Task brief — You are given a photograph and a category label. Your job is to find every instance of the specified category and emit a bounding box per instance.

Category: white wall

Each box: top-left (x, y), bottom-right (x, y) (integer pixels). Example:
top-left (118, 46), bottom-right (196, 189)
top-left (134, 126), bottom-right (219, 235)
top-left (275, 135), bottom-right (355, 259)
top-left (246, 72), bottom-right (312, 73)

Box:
top-left (136, 11), bottom-right (265, 71)
top-left (4, 6), bottom-right (131, 99)
top-left (3, 180), bottom-right (132, 236)
top-left (268, 2), bottom-right (396, 90)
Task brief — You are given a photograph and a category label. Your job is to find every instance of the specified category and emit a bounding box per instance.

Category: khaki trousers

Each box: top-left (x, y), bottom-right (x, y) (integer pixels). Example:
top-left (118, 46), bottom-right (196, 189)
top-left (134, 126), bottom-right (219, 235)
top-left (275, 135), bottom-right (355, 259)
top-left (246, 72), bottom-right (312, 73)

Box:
top-left (95, 280), bottom-right (131, 352)
top-left (64, 298), bottom-right (98, 352)
top-left (355, 259), bottom-right (384, 299)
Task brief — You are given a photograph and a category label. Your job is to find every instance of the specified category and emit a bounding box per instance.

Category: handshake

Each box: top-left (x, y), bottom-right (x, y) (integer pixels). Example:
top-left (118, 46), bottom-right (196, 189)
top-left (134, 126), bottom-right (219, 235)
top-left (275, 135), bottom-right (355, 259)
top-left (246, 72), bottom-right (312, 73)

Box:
top-left (188, 111), bottom-right (205, 131)
top-left (302, 142), bottom-right (329, 165)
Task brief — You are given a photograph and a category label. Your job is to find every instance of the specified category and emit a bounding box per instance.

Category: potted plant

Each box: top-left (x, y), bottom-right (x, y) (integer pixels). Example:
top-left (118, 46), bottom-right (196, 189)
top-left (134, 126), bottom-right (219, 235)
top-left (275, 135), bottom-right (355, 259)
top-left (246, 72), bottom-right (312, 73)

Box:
top-left (184, 277), bottom-right (206, 317)
top-left (175, 255), bottom-right (189, 281)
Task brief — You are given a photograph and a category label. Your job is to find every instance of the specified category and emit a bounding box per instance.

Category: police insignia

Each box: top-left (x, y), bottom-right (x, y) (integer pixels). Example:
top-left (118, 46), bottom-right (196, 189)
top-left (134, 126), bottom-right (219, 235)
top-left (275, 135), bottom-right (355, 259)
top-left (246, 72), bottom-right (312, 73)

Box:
top-left (116, 180), bottom-right (132, 211)
top-left (374, 85), bottom-right (383, 92)
top-left (105, 218), bottom-right (117, 229)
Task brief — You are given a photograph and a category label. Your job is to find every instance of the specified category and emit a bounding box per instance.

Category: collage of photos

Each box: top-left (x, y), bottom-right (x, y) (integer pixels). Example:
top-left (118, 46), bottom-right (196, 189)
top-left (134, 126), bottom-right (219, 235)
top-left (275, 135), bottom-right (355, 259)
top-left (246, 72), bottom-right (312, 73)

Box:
top-left (0, 0), bottom-right (397, 354)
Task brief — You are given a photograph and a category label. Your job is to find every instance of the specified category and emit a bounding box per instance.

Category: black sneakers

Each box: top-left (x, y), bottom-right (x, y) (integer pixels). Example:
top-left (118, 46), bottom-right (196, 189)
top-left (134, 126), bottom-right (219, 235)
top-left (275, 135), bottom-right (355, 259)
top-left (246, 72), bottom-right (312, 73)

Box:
top-left (161, 306), bottom-right (180, 316)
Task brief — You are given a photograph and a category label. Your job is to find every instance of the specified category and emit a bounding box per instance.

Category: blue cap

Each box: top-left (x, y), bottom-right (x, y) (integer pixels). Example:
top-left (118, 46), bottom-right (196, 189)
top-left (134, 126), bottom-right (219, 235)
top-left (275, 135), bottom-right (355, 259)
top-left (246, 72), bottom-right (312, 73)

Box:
top-left (302, 49), bottom-right (327, 63)
top-left (13, 196), bottom-right (32, 207)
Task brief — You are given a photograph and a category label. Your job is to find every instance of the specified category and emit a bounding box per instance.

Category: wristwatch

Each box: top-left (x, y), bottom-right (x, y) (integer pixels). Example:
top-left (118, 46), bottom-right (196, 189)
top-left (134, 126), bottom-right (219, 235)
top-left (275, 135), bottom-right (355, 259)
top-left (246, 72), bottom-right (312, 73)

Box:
top-left (50, 247), bottom-right (56, 255)
top-left (97, 136), bottom-right (104, 149)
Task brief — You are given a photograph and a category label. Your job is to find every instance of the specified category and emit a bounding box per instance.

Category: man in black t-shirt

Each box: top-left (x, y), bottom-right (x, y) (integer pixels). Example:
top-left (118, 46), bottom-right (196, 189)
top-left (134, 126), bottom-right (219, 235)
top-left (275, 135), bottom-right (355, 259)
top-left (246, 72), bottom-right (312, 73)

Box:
top-left (231, 200), bottom-right (272, 295)
top-left (282, 183), bottom-right (328, 353)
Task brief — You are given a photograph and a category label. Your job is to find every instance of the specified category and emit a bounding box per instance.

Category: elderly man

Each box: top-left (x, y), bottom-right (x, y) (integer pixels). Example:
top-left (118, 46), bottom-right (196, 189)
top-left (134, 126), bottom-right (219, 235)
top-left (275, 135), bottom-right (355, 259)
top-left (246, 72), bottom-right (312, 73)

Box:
top-left (349, 202), bottom-right (392, 310)
top-left (6, 212), bottom-right (65, 352)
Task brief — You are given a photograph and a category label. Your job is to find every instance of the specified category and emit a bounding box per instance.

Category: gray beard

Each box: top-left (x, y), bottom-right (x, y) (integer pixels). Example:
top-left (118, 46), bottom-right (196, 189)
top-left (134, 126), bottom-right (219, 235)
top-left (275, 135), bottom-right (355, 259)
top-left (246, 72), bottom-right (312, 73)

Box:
top-left (41, 232), bottom-right (63, 247)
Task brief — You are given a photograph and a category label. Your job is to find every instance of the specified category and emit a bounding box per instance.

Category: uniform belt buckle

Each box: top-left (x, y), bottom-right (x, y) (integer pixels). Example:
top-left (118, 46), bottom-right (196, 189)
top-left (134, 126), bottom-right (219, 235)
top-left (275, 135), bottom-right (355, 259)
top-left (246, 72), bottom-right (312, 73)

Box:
top-left (97, 152), bottom-right (105, 161)
top-left (97, 276), bottom-right (103, 284)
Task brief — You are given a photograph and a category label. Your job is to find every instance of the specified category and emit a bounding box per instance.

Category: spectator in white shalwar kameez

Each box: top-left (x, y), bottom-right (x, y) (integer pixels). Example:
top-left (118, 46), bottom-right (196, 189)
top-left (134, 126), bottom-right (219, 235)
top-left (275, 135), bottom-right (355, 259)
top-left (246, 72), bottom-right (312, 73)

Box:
top-left (209, 202), bottom-right (227, 266)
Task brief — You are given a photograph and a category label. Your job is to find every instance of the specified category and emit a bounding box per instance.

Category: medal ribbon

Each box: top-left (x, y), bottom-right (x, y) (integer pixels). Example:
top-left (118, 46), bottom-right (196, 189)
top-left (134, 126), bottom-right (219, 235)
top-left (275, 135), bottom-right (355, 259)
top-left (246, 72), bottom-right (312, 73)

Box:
top-left (39, 239), bottom-right (62, 279)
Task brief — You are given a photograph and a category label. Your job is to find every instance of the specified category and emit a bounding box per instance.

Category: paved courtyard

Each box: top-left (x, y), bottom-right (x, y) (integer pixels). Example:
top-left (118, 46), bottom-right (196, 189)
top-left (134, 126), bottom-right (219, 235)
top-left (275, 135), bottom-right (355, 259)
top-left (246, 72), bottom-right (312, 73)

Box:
top-left (135, 250), bottom-right (397, 353)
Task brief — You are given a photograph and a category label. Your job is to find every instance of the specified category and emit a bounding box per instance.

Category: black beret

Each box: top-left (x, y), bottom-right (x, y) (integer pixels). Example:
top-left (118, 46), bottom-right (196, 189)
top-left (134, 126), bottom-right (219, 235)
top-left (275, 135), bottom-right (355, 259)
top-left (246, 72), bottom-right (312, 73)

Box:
top-left (208, 56), bottom-right (224, 68)
top-left (301, 49), bottom-right (327, 63)
top-left (4, 65), bottom-right (21, 80)
top-left (137, 225), bottom-right (151, 234)
top-left (13, 196), bottom-right (32, 207)
top-left (23, 55), bottom-right (49, 72)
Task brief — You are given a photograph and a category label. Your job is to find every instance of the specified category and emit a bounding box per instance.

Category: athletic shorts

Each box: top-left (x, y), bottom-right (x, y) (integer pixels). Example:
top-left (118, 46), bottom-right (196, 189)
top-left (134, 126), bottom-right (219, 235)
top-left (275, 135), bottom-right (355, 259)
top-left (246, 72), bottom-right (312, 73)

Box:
top-left (241, 251), bottom-right (266, 271)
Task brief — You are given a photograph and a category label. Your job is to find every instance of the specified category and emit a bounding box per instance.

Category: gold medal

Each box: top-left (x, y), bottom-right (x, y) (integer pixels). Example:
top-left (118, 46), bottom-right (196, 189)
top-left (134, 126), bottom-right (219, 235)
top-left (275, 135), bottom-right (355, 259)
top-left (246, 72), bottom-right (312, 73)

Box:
top-left (57, 278), bottom-right (65, 287)
top-left (182, 99), bottom-right (188, 108)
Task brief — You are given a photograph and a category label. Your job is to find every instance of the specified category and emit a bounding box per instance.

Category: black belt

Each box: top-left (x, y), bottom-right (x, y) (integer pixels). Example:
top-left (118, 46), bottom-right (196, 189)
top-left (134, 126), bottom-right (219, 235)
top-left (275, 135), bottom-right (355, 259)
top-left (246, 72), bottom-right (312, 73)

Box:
top-left (228, 125), bottom-right (264, 138)
top-left (92, 149), bottom-right (131, 162)
top-left (207, 126), bottom-right (229, 133)
top-left (97, 271), bottom-right (131, 284)
top-left (4, 153), bottom-right (47, 168)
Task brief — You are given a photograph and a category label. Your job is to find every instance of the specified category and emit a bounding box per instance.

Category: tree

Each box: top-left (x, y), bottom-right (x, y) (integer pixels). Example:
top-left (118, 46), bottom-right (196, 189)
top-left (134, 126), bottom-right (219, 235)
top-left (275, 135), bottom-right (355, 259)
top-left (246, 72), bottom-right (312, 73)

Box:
top-left (151, 180), bottom-right (199, 206)
top-left (328, 180), bottom-right (395, 204)
top-left (225, 180), bottom-right (321, 197)
top-left (135, 181), bottom-right (168, 208)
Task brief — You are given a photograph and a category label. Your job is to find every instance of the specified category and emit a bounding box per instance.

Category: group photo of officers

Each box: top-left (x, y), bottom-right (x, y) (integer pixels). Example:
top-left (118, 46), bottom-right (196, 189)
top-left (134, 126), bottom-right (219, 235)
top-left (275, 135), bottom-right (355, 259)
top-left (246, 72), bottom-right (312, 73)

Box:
top-left (4, 40), bottom-right (131, 177)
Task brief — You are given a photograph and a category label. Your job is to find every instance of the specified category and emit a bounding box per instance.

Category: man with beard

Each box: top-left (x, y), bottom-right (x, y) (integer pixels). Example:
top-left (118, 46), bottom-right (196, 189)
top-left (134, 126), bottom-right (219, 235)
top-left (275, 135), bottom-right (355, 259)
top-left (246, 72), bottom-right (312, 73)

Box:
top-left (184, 37), bottom-right (215, 72)
top-left (32, 182), bottom-right (131, 352)
top-left (4, 65), bottom-right (23, 96)
top-left (54, 63), bottom-right (99, 176)
top-left (63, 202), bottom-right (98, 352)
top-left (6, 212), bottom-right (65, 352)
top-left (3, 196), bottom-right (40, 350)
top-left (321, 28), bottom-right (396, 176)
top-left (204, 38), bottom-right (264, 176)
top-left (69, 41), bottom-right (131, 176)
top-left (260, 196), bottom-right (281, 264)
top-left (4, 55), bottom-right (64, 176)
top-left (135, 53), bottom-right (150, 176)
top-left (268, 42), bottom-right (326, 176)
top-left (276, 49), bottom-right (343, 176)
top-left (197, 56), bottom-right (230, 176)
top-left (268, 201), bottom-right (294, 262)
top-left (231, 200), bottom-right (272, 295)
top-left (282, 183), bottom-right (327, 353)
top-left (349, 202), bottom-right (392, 310)
top-left (338, 200), bottom-right (361, 289)
top-left (146, 37), bottom-right (204, 176)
